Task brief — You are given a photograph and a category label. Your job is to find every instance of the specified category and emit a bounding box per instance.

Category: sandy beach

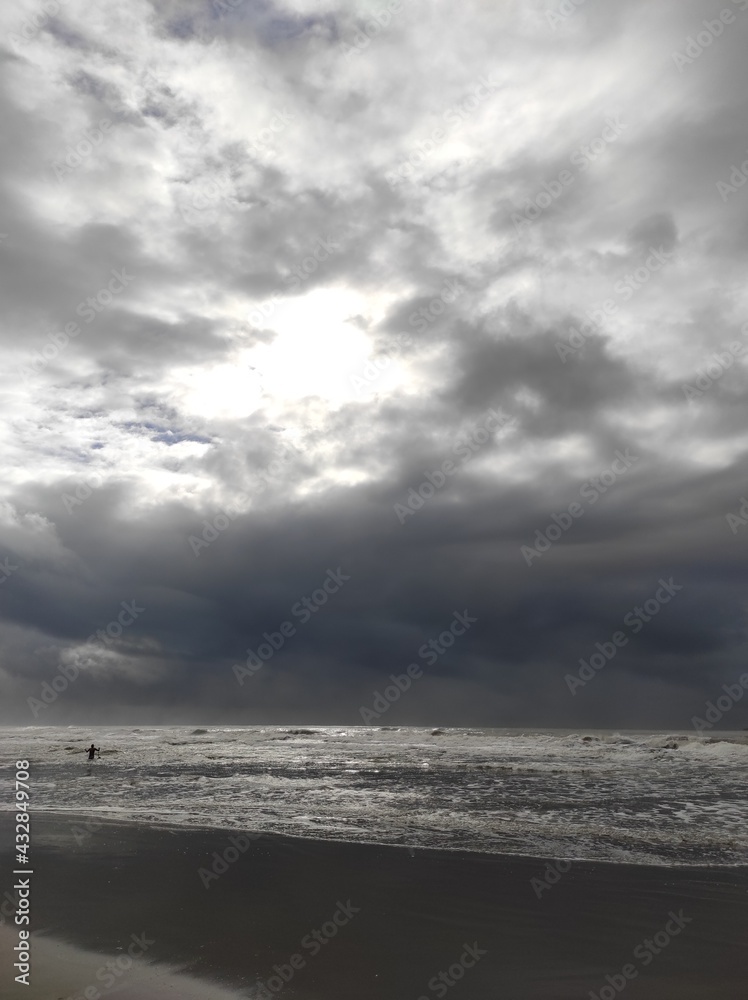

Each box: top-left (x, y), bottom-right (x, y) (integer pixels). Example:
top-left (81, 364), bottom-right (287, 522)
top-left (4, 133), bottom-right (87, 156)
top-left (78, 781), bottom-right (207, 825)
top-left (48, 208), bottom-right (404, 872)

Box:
top-left (1, 811), bottom-right (746, 999)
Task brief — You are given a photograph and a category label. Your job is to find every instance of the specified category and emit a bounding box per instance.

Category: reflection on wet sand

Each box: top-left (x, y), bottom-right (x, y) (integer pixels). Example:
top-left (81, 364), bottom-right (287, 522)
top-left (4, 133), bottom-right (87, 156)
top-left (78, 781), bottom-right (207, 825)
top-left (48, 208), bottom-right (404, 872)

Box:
top-left (0, 925), bottom-right (252, 1000)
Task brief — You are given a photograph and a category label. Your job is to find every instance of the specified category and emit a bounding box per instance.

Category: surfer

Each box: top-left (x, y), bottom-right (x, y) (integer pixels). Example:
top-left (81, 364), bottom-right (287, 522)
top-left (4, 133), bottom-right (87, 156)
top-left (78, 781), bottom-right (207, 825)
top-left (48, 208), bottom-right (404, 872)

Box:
top-left (86, 744), bottom-right (100, 761)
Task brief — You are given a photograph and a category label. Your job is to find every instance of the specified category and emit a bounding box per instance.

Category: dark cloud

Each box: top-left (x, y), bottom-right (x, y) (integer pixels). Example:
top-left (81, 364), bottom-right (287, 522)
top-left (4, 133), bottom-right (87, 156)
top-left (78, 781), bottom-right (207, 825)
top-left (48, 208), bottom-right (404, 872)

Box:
top-left (0, 0), bottom-right (746, 730)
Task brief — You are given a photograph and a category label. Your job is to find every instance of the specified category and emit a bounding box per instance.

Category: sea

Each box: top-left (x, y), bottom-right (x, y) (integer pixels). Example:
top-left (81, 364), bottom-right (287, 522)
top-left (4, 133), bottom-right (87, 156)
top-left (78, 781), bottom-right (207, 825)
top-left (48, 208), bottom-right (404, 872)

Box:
top-left (1, 726), bottom-right (746, 867)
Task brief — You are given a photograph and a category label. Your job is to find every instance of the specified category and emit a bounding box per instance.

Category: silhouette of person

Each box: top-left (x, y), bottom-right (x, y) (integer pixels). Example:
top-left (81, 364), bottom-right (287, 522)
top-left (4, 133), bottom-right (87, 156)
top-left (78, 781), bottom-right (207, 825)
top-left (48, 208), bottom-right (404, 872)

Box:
top-left (86, 744), bottom-right (100, 761)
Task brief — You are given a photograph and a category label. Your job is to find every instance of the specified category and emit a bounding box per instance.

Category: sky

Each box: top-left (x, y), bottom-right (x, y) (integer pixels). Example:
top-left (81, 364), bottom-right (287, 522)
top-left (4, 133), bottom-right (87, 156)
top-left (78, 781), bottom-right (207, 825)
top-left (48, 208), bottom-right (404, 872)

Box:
top-left (0, 0), bottom-right (747, 728)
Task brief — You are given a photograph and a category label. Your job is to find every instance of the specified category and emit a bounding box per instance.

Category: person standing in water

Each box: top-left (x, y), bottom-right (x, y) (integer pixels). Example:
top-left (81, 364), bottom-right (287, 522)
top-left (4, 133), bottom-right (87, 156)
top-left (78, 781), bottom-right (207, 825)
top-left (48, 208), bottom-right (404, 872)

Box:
top-left (86, 744), bottom-right (100, 761)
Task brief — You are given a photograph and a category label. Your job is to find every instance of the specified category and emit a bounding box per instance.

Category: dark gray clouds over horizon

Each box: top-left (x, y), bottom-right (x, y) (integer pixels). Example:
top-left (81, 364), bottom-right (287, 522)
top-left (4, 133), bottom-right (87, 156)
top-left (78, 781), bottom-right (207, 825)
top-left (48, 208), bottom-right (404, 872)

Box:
top-left (1, 0), bottom-right (748, 728)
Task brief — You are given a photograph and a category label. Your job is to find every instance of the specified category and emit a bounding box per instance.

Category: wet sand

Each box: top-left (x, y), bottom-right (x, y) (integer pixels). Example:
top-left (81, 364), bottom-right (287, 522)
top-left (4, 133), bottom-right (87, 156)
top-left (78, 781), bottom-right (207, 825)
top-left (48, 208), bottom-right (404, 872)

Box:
top-left (1, 812), bottom-right (746, 999)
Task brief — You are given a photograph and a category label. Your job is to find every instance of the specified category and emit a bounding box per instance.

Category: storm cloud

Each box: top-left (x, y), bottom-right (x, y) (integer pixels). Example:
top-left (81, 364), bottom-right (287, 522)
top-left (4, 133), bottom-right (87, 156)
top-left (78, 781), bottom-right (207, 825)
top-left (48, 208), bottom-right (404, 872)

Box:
top-left (1, 0), bottom-right (747, 728)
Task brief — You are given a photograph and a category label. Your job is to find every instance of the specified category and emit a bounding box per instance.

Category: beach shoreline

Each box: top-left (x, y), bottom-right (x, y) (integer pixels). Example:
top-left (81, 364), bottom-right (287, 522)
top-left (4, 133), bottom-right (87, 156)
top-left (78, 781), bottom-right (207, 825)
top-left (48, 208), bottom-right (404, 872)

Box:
top-left (2, 725), bottom-right (746, 867)
top-left (1, 811), bottom-right (746, 999)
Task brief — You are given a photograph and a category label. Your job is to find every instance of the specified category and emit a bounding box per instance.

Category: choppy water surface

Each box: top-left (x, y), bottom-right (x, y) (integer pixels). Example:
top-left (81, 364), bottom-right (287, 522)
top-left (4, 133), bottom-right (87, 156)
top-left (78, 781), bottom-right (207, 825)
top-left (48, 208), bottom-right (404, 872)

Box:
top-left (1, 726), bottom-right (746, 866)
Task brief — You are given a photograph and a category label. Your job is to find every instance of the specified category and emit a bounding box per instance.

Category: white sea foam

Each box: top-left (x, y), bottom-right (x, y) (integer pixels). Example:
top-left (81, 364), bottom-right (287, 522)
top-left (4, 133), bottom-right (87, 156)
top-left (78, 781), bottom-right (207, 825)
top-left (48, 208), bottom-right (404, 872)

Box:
top-left (1, 726), bottom-right (746, 866)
